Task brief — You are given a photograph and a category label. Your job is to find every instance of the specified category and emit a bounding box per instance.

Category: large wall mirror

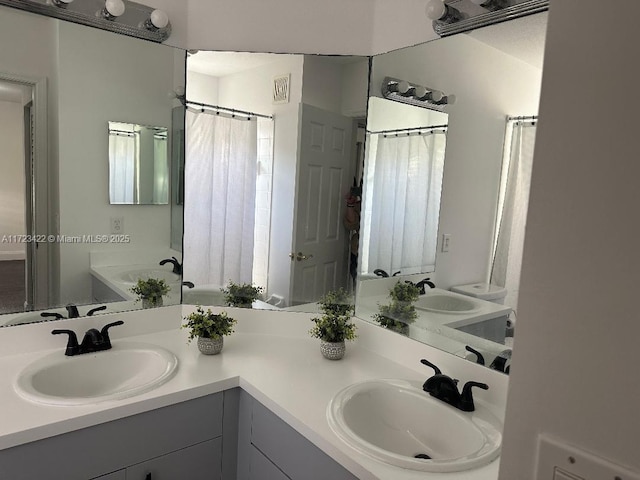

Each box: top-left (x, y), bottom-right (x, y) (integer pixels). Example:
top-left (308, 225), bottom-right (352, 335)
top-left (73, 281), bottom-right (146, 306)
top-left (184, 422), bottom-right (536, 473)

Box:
top-left (355, 12), bottom-right (547, 373)
top-left (0, 4), bottom-right (185, 327)
top-left (180, 51), bottom-right (370, 312)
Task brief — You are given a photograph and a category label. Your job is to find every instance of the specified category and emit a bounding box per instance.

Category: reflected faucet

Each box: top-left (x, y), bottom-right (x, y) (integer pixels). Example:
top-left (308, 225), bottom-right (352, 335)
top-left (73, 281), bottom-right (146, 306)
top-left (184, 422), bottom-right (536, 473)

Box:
top-left (40, 304), bottom-right (107, 321)
top-left (420, 358), bottom-right (488, 412)
top-left (414, 277), bottom-right (436, 294)
top-left (159, 256), bottom-right (182, 275)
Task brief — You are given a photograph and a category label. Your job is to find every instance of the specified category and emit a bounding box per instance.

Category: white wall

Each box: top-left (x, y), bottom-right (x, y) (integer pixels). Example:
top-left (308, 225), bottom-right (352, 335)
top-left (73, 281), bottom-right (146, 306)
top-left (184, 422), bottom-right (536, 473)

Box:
top-left (0, 100), bottom-right (26, 260)
top-left (301, 56), bottom-right (369, 117)
top-left (186, 0), bottom-right (375, 55)
top-left (371, 34), bottom-right (542, 290)
top-left (499, 0), bottom-right (640, 477)
top-left (185, 70), bottom-right (219, 105)
top-left (57, 22), bottom-right (179, 304)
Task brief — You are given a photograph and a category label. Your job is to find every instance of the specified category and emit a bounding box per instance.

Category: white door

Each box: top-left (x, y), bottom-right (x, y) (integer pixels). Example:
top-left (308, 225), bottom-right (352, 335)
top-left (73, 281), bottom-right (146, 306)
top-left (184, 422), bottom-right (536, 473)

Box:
top-left (290, 104), bottom-right (354, 305)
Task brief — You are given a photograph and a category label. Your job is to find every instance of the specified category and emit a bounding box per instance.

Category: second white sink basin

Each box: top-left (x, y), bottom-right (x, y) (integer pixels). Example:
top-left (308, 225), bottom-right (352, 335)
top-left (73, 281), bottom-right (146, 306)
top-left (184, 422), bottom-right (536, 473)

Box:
top-left (416, 294), bottom-right (479, 314)
top-left (328, 379), bottom-right (502, 472)
top-left (15, 342), bottom-right (178, 406)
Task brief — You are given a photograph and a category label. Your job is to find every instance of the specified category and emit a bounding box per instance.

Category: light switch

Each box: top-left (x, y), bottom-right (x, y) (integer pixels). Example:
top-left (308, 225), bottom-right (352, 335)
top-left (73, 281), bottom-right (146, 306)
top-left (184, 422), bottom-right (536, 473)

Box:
top-left (537, 434), bottom-right (640, 480)
top-left (441, 233), bottom-right (451, 252)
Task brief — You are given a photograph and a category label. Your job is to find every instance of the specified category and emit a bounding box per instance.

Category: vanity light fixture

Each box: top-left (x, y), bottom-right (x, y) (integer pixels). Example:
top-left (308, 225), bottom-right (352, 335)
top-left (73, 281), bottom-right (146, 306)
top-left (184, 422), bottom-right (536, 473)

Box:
top-left (425, 0), bottom-right (462, 24)
top-left (0, 0), bottom-right (172, 42)
top-left (430, 0), bottom-right (549, 37)
top-left (382, 77), bottom-right (455, 111)
top-left (99, 0), bottom-right (125, 20)
top-left (469, 0), bottom-right (512, 12)
top-left (51, 0), bottom-right (73, 7)
top-left (142, 9), bottom-right (170, 31)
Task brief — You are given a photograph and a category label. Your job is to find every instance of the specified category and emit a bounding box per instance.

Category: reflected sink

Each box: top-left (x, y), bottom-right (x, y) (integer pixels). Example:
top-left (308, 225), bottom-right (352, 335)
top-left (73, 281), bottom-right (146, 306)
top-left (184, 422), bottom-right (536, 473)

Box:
top-left (328, 379), bottom-right (502, 472)
top-left (416, 294), bottom-right (479, 314)
top-left (116, 268), bottom-right (180, 286)
top-left (15, 342), bottom-right (178, 406)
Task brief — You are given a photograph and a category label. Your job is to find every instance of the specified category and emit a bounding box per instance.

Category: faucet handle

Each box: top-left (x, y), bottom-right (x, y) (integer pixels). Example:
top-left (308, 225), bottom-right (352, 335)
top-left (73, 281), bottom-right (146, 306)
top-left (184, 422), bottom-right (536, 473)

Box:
top-left (465, 346), bottom-right (486, 365)
top-left (100, 320), bottom-right (124, 348)
top-left (52, 329), bottom-right (79, 356)
top-left (460, 381), bottom-right (489, 412)
top-left (87, 305), bottom-right (107, 316)
top-left (41, 312), bottom-right (65, 320)
top-left (420, 358), bottom-right (442, 375)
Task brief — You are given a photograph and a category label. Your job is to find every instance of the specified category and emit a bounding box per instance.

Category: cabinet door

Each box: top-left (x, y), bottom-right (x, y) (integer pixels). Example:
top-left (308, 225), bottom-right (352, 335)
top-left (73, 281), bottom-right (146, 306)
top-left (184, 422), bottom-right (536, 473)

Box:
top-left (248, 445), bottom-right (290, 480)
top-left (92, 471), bottom-right (126, 480)
top-left (126, 438), bottom-right (222, 480)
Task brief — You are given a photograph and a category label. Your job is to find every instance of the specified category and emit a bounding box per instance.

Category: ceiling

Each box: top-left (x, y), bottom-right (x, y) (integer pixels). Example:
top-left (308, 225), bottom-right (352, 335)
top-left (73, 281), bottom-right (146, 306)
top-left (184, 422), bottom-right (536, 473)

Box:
top-left (468, 11), bottom-right (548, 70)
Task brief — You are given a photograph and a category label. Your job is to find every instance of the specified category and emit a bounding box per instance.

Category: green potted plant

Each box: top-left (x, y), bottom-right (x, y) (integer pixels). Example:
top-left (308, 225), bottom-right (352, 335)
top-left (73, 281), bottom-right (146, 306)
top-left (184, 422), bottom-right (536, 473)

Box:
top-left (220, 281), bottom-right (264, 308)
top-left (373, 281), bottom-right (420, 335)
top-left (130, 278), bottom-right (171, 308)
top-left (309, 288), bottom-right (357, 360)
top-left (182, 306), bottom-right (237, 355)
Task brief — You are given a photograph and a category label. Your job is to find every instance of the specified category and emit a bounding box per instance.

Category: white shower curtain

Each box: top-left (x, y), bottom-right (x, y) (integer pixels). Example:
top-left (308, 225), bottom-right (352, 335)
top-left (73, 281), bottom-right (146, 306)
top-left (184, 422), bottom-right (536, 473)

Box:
top-left (108, 132), bottom-right (137, 204)
top-left (491, 120), bottom-right (537, 310)
top-left (183, 110), bottom-right (258, 286)
top-left (361, 131), bottom-right (447, 275)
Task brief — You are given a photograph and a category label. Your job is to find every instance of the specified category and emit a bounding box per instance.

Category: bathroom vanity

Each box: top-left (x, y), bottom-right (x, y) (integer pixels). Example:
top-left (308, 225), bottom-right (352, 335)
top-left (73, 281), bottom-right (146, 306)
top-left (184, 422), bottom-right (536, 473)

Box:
top-left (0, 306), bottom-right (507, 480)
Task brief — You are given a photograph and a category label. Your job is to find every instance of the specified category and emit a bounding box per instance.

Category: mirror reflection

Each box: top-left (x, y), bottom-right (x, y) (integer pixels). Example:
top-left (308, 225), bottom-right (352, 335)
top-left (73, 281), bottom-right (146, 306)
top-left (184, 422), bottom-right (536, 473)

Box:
top-left (108, 122), bottom-right (169, 205)
top-left (360, 97), bottom-right (448, 277)
top-left (182, 51), bottom-right (369, 312)
top-left (356, 12), bottom-right (547, 373)
top-left (0, 5), bottom-right (185, 327)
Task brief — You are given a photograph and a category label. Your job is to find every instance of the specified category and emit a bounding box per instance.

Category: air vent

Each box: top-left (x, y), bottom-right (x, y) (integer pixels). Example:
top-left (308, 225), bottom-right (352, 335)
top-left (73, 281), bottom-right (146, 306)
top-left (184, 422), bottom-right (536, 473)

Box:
top-left (273, 74), bottom-right (290, 104)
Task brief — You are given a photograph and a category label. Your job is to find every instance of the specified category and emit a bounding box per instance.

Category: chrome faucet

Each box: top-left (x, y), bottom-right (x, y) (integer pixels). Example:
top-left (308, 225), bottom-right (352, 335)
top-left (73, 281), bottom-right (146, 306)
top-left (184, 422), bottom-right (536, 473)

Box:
top-left (52, 320), bottom-right (124, 356)
top-left (159, 256), bottom-right (182, 275)
top-left (420, 359), bottom-right (488, 412)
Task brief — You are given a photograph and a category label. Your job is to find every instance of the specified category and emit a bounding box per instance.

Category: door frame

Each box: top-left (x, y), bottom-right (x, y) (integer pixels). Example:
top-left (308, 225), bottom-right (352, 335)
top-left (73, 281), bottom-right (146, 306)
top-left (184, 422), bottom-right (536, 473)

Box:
top-left (0, 72), bottom-right (51, 310)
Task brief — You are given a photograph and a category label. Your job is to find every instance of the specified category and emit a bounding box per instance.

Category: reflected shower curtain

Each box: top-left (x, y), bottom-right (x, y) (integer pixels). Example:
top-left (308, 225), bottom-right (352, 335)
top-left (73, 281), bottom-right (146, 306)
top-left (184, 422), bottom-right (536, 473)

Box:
top-left (152, 136), bottom-right (168, 203)
top-left (108, 132), bottom-right (137, 204)
top-left (184, 110), bottom-right (258, 286)
top-left (491, 121), bottom-right (537, 310)
top-left (361, 132), bottom-right (446, 275)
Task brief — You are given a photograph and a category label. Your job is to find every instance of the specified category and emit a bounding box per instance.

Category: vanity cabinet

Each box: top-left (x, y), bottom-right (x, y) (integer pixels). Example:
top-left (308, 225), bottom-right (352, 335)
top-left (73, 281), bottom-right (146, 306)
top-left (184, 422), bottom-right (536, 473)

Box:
top-left (237, 390), bottom-right (358, 480)
top-left (0, 393), bottom-right (227, 480)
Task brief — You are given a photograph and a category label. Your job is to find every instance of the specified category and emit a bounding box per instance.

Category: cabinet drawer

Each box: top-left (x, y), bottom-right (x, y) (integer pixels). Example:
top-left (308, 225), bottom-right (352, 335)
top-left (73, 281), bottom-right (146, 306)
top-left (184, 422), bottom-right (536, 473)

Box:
top-left (249, 445), bottom-right (290, 480)
top-left (0, 393), bottom-right (223, 480)
top-left (251, 401), bottom-right (357, 480)
top-left (126, 437), bottom-right (222, 480)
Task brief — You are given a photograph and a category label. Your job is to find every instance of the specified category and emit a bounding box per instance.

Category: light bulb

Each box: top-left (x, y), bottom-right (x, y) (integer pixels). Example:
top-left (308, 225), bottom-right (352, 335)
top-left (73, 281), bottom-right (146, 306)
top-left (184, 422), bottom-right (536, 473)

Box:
top-left (397, 81), bottom-right (412, 94)
top-left (414, 86), bottom-right (429, 99)
top-left (150, 9), bottom-right (169, 29)
top-left (104, 0), bottom-right (125, 18)
top-left (430, 90), bottom-right (444, 102)
top-left (425, 0), bottom-right (446, 20)
top-left (445, 94), bottom-right (456, 105)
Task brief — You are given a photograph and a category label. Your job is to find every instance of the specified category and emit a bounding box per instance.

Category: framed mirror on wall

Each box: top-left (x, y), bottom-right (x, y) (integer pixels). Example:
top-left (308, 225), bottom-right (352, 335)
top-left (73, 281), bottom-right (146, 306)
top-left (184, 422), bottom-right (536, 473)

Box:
top-left (0, 4), bottom-right (186, 327)
top-left (180, 51), bottom-right (370, 312)
top-left (355, 11), bottom-right (547, 373)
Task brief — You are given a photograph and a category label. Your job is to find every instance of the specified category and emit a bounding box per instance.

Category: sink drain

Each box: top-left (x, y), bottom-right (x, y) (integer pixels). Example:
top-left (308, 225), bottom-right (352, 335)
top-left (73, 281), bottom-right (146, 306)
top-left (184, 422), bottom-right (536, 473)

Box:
top-left (414, 453), bottom-right (432, 460)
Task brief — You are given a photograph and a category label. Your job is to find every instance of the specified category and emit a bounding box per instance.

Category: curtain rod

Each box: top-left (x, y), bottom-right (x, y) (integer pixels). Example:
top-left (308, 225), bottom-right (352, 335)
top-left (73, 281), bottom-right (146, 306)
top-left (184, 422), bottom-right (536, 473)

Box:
top-left (109, 129), bottom-right (138, 137)
top-left (185, 100), bottom-right (273, 120)
top-left (367, 124), bottom-right (448, 135)
top-left (507, 115), bottom-right (538, 121)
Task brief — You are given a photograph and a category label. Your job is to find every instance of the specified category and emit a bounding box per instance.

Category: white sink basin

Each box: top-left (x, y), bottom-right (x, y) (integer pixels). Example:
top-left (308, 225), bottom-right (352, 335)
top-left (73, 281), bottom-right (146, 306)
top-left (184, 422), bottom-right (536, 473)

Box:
top-left (416, 294), bottom-right (479, 314)
top-left (14, 342), bottom-right (178, 406)
top-left (116, 268), bottom-right (180, 286)
top-left (328, 379), bottom-right (502, 472)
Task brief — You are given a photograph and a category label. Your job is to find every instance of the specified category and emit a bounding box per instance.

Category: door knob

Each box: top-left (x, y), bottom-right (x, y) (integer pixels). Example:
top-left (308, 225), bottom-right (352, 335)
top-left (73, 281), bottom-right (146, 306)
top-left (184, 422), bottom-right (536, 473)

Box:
top-left (296, 252), bottom-right (313, 261)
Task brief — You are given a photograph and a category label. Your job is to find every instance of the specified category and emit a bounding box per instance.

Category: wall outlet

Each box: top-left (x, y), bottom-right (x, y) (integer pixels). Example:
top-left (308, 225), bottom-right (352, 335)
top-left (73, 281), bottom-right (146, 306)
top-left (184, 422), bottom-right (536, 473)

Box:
top-left (110, 216), bottom-right (124, 234)
top-left (442, 233), bottom-right (451, 252)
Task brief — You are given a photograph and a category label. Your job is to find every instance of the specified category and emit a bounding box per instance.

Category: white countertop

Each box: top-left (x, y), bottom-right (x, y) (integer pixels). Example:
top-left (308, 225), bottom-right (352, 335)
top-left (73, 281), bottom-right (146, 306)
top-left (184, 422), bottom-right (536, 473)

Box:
top-left (0, 306), bottom-right (506, 480)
